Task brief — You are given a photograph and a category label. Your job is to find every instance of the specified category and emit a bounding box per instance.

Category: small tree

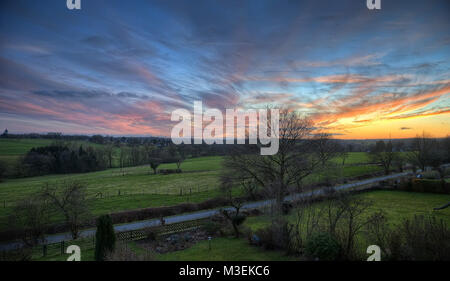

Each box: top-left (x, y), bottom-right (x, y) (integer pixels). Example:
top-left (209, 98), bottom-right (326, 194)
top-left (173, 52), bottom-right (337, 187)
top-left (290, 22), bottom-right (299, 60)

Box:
top-left (104, 144), bottom-right (114, 168)
top-left (149, 157), bottom-right (161, 174)
top-left (41, 181), bottom-right (90, 239)
top-left (175, 153), bottom-right (185, 170)
top-left (95, 215), bottom-right (116, 261)
top-left (220, 183), bottom-right (246, 238)
top-left (0, 160), bottom-right (6, 181)
top-left (8, 194), bottom-right (50, 247)
top-left (408, 132), bottom-right (436, 171)
top-left (369, 140), bottom-right (397, 175)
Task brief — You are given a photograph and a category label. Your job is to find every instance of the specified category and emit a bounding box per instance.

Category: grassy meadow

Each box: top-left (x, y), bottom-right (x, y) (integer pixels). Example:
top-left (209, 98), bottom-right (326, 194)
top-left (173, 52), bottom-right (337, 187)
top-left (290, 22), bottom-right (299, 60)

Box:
top-left (0, 138), bottom-right (387, 231)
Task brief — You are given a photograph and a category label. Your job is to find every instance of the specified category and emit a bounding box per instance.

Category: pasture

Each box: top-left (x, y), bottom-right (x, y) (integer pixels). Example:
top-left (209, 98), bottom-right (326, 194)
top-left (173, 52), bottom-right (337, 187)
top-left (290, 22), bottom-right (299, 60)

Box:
top-left (0, 139), bottom-right (386, 231)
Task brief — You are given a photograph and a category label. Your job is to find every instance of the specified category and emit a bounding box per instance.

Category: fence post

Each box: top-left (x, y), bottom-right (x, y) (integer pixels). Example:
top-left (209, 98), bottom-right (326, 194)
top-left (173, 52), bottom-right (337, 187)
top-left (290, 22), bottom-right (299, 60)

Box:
top-left (61, 241), bottom-right (64, 255)
top-left (43, 244), bottom-right (47, 257)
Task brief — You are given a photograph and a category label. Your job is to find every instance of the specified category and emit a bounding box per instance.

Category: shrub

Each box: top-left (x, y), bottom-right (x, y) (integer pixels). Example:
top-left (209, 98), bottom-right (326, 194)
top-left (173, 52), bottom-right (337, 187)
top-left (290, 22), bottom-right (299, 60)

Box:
top-left (105, 243), bottom-right (153, 261)
top-left (397, 178), bottom-right (449, 194)
top-left (399, 215), bottom-right (450, 260)
top-left (203, 220), bottom-right (223, 236)
top-left (422, 170), bottom-right (440, 180)
top-left (232, 214), bottom-right (246, 226)
top-left (95, 215), bottom-right (116, 261)
top-left (367, 215), bottom-right (450, 261)
top-left (305, 232), bottom-right (341, 261)
top-left (144, 228), bottom-right (157, 241)
top-left (281, 202), bottom-right (293, 215)
top-left (159, 169), bottom-right (182, 175)
top-left (0, 160), bottom-right (6, 181)
top-left (255, 220), bottom-right (293, 252)
top-left (444, 167), bottom-right (450, 177)
top-left (411, 179), bottom-right (449, 194)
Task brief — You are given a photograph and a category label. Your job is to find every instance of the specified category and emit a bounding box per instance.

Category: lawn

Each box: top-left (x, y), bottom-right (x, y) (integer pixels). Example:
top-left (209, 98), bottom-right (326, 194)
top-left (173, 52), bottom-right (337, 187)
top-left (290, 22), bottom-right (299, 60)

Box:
top-left (0, 138), bottom-right (54, 155)
top-left (156, 237), bottom-right (296, 261)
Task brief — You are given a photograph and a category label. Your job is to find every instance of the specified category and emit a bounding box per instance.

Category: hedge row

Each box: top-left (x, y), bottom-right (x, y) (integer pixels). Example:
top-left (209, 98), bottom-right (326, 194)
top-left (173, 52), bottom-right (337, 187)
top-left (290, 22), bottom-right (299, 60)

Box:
top-left (397, 178), bottom-right (450, 194)
top-left (159, 169), bottom-right (182, 175)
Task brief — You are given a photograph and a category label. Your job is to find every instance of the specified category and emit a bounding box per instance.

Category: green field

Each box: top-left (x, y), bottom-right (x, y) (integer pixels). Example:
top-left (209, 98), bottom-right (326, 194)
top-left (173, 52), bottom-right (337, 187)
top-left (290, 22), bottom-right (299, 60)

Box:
top-left (0, 140), bottom-right (388, 230)
top-left (0, 138), bottom-right (54, 155)
top-left (0, 156), bottom-right (224, 228)
top-left (0, 153), bottom-right (384, 229)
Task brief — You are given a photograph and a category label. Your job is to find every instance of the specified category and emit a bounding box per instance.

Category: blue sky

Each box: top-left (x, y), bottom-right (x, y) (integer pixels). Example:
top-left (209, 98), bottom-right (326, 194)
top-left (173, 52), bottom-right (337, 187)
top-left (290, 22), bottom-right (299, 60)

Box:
top-left (0, 0), bottom-right (449, 138)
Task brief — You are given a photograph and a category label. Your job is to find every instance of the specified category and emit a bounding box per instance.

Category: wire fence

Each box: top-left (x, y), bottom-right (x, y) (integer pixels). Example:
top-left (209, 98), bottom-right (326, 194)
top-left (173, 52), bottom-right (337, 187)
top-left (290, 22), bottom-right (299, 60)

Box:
top-left (1, 184), bottom-right (221, 209)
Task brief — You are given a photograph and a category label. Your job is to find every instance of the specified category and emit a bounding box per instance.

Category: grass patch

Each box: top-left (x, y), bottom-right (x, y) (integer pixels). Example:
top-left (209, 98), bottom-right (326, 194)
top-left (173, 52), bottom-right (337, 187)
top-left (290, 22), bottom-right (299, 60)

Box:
top-left (245, 190), bottom-right (450, 231)
top-left (156, 237), bottom-right (296, 261)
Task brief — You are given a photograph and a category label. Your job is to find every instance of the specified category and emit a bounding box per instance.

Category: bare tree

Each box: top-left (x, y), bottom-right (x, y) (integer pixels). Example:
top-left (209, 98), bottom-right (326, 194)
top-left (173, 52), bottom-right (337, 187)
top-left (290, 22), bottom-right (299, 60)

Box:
top-left (408, 132), bottom-right (436, 171)
top-left (222, 109), bottom-right (336, 215)
top-left (0, 159), bottom-right (6, 182)
top-left (118, 145), bottom-right (130, 175)
top-left (370, 140), bottom-right (397, 175)
top-left (335, 195), bottom-right (373, 258)
top-left (175, 152), bottom-right (185, 170)
top-left (220, 183), bottom-right (245, 238)
top-left (314, 133), bottom-right (341, 167)
top-left (143, 144), bottom-right (161, 174)
top-left (104, 144), bottom-right (114, 168)
top-left (41, 181), bottom-right (90, 239)
top-left (8, 194), bottom-right (50, 247)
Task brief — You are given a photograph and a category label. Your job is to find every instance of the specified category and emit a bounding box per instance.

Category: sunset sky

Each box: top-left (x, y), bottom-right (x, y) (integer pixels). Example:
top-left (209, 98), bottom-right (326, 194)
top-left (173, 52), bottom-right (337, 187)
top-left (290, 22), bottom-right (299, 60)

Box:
top-left (0, 0), bottom-right (449, 139)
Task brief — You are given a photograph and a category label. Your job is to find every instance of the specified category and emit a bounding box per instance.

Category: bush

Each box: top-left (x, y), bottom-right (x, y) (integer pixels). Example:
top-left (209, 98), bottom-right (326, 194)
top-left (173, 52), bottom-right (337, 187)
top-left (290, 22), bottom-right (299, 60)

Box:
top-left (305, 232), bottom-right (341, 261)
top-left (203, 220), bottom-right (223, 236)
top-left (159, 169), bottom-right (182, 175)
top-left (144, 228), bottom-right (157, 241)
top-left (399, 215), bottom-right (450, 260)
top-left (397, 178), bottom-right (449, 194)
top-left (422, 170), bottom-right (440, 180)
top-left (0, 160), bottom-right (6, 181)
top-left (366, 214), bottom-right (450, 261)
top-left (255, 220), bottom-right (293, 252)
top-left (444, 167), bottom-right (450, 177)
top-left (232, 214), bottom-right (246, 226)
top-left (105, 243), bottom-right (153, 261)
top-left (95, 215), bottom-right (116, 261)
top-left (281, 202), bottom-right (293, 215)
top-left (411, 179), bottom-right (449, 194)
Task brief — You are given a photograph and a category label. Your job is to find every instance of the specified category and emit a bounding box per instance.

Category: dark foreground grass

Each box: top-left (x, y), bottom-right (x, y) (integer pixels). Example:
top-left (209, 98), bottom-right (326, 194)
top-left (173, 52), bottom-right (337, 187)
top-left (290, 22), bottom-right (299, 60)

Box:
top-left (34, 237), bottom-right (295, 261)
top-left (156, 237), bottom-right (296, 261)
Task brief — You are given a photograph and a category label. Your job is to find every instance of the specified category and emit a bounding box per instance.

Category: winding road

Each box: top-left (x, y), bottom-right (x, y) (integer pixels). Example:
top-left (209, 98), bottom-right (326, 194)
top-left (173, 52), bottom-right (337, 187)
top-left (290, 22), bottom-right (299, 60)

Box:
top-left (0, 172), bottom-right (409, 251)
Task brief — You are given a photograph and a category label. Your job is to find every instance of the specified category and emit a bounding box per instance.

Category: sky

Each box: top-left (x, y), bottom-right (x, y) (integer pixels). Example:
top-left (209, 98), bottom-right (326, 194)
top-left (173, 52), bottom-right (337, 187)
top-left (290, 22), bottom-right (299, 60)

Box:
top-left (0, 0), bottom-right (449, 139)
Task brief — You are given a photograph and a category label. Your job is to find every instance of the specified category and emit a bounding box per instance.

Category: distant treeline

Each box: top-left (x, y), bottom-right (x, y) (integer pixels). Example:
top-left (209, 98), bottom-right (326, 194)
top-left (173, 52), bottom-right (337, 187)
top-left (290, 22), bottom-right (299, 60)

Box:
top-left (20, 145), bottom-right (107, 176)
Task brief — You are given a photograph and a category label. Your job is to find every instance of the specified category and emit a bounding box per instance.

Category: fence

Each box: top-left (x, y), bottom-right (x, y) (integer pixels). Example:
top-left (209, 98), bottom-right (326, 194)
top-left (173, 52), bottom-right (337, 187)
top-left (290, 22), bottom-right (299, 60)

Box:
top-left (1, 184), bottom-right (220, 209)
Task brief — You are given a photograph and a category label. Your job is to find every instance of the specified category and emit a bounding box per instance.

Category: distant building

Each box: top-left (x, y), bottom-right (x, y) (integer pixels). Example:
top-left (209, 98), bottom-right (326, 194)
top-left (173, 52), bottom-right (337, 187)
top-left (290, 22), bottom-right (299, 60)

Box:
top-left (1, 128), bottom-right (8, 137)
